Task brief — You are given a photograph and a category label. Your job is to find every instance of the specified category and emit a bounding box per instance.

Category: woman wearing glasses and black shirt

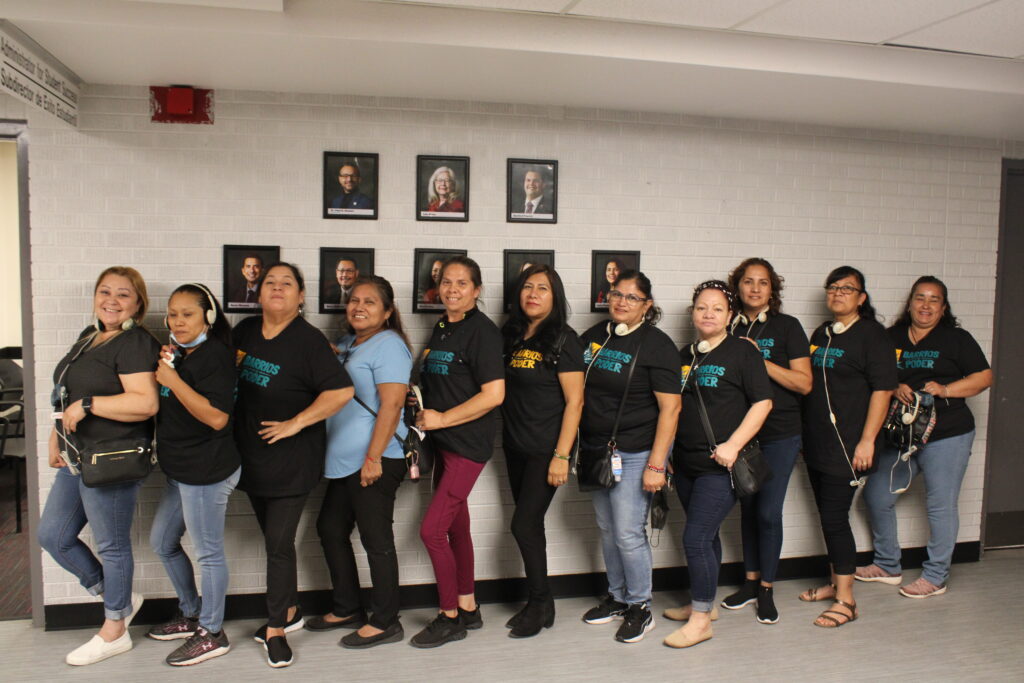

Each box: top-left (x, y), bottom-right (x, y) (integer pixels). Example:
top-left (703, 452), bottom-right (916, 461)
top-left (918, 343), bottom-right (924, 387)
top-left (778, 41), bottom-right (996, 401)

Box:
top-left (800, 266), bottom-right (896, 628)
top-left (579, 271), bottom-right (681, 645)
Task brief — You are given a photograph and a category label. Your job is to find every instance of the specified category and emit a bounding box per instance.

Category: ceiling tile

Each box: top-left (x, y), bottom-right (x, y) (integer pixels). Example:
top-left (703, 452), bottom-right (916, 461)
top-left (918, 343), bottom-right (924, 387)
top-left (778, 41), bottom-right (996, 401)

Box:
top-left (568, 0), bottom-right (780, 28)
top-left (373, 0), bottom-right (570, 12)
top-left (895, 0), bottom-right (1024, 58)
top-left (735, 0), bottom-right (988, 44)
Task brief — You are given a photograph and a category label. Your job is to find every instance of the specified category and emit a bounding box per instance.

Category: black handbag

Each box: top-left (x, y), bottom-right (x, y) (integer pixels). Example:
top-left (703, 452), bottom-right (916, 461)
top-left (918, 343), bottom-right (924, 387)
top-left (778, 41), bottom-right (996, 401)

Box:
top-left (883, 391), bottom-right (937, 454)
top-left (76, 437), bottom-right (155, 488)
top-left (352, 394), bottom-right (428, 482)
top-left (691, 382), bottom-right (770, 498)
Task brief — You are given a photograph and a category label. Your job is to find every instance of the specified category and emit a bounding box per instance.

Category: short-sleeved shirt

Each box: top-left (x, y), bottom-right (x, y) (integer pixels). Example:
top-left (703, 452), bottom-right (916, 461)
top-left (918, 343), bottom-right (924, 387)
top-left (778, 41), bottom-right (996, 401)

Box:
top-left (730, 313), bottom-right (810, 442)
top-left (501, 327), bottom-right (585, 456)
top-left (675, 334), bottom-right (774, 476)
top-left (325, 330), bottom-right (412, 479)
top-left (156, 337), bottom-right (240, 486)
top-left (803, 318), bottom-right (898, 477)
top-left (419, 309), bottom-right (505, 463)
top-left (579, 322), bottom-right (681, 453)
top-left (232, 315), bottom-right (351, 496)
top-left (890, 324), bottom-right (990, 441)
top-left (54, 326), bottom-right (160, 446)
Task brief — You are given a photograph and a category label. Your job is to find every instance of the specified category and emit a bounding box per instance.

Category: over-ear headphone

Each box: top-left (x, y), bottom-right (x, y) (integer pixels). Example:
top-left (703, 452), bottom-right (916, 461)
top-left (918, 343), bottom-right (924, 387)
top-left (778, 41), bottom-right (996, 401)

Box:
top-left (731, 309), bottom-right (767, 329)
top-left (607, 321), bottom-right (633, 337)
top-left (825, 317), bottom-right (858, 338)
top-left (95, 318), bottom-right (137, 332)
top-left (695, 339), bottom-right (711, 354)
top-left (165, 283), bottom-right (218, 328)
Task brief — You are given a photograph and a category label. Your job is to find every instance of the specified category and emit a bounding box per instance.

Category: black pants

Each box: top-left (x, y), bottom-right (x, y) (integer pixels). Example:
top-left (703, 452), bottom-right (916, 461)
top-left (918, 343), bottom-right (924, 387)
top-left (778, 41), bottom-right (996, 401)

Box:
top-left (807, 468), bottom-right (858, 576)
top-left (316, 458), bottom-right (405, 629)
top-left (247, 492), bottom-right (308, 628)
top-left (505, 447), bottom-right (559, 602)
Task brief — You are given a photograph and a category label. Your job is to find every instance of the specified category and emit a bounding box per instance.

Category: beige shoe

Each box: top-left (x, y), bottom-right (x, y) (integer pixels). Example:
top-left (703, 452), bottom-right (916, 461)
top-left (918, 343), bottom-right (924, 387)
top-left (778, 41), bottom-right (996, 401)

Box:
top-left (662, 605), bottom-right (719, 622)
top-left (663, 624), bottom-right (713, 649)
top-left (66, 631), bottom-right (133, 666)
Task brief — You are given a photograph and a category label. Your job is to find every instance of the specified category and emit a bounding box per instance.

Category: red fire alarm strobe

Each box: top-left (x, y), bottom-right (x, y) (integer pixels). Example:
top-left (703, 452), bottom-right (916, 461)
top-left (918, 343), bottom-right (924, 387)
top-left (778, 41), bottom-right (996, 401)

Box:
top-left (151, 86), bottom-right (214, 124)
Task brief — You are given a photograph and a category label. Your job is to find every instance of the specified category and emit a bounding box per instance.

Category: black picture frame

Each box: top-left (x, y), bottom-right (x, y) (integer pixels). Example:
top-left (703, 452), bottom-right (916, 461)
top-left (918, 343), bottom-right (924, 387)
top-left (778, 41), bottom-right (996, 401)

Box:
top-left (413, 248), bottom-right (467, 313)
top-left (507, 158), bottom-right (558, 223)
top-left (590, 250), bottom-right (640, 313)
top-left (223, 244), bottom-right (280, 313)
top-left (318, 247), bottom-right (375, 314)
top-left (323, 151), bottom-right (379, 220)
top-left (502, 249), bottom-right (555, 313)
top-left (416, 155), bottom-right (469, 222)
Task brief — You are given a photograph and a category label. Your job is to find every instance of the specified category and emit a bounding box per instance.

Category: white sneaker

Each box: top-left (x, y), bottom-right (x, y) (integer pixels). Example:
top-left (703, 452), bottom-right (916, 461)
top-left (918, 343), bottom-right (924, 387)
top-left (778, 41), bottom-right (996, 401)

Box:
top-left (66, 631), bottom-right (133, 666)
top-left (125, 592), bottom-right (144, 628)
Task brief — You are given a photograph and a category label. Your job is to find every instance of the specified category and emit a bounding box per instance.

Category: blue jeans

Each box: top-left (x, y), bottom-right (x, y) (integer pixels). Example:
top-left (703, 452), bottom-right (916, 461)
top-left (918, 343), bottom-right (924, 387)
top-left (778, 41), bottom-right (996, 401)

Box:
top-left (863, 430), bottom-right (974, 586)
top-left (677, 472), bottom-right (737, 613)
top-left (591, 449), bottom-right (653, 605)
top-left (739, 435), bottom-right (801, 583)
top-left (150, 467), bottom-right (240, 633)
top-left (37, 467), bottom-right (142, 621)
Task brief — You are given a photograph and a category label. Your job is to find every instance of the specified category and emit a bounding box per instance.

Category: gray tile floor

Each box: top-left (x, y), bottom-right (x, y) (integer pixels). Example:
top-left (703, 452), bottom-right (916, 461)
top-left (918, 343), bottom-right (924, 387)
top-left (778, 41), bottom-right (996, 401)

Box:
top-left (5, 548), bottom-right (1022, 682)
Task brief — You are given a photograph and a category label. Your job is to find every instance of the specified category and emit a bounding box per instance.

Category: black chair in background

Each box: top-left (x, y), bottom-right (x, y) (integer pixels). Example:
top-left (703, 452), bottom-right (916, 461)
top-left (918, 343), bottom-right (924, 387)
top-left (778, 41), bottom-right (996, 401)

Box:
top-left (0, 353), bottom-right (26, 533)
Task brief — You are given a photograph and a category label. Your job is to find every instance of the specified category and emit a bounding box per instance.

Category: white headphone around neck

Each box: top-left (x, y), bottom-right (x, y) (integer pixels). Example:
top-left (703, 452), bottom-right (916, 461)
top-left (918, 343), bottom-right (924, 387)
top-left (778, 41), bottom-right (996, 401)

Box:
top-left (695, 339), bottom-right (712, 354)
top-left (731, 309), bottom-right (768, 330)
top-left (95, 317), bottom-right (136, 332)
top-left (819, 320), bottom-right (865, 488)
top-left (825, 317), bottom-right (858, 337)
top-left (607, 321), bottom-right (642, 337)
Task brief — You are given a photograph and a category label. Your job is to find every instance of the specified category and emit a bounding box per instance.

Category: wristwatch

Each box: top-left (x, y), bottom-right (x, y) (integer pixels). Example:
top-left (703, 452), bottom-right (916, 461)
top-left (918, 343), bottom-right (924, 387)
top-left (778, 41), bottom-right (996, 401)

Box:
top-left (81, 396), bottom-right (94, 416)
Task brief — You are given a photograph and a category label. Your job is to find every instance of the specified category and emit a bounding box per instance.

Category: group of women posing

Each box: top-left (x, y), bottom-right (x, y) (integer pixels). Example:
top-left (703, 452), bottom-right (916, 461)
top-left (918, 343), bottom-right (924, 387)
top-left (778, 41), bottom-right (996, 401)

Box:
top-left (38, 256), bottom-right (991, 668)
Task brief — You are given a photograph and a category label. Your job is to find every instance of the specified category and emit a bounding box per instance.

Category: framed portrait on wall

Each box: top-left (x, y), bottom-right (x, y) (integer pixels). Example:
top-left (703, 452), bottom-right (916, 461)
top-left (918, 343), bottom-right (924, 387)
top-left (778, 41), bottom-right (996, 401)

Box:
top-left (413, 248), bottom-right (467, 313)
top-left (507, 159), bottom-right (557, 223)
top-left (223, 244), bottom-right (280, 313)
top-left (318, 247), bottom-right (374, 314)
top-left (323, 151), bottom-right (378, 220)
top-left (502, 249), bottom-right (555, 313)
top-left (591, 250), bottom-right (640, 313)
top-left (416, 155), bottom-right (469, 222)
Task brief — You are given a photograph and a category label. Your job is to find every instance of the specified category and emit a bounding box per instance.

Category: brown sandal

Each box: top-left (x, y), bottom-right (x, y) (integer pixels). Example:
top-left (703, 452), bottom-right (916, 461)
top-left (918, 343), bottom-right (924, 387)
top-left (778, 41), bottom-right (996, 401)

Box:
top-left (798, 584), bottom-right (836, 602)
top-left (813, 599), bottom-right (858, 628)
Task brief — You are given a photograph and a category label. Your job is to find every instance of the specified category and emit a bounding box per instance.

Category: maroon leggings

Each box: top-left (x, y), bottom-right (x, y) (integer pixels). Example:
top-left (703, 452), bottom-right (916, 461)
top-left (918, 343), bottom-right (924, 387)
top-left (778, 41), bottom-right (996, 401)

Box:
top-left (419, 450), bottom-right (486, 610)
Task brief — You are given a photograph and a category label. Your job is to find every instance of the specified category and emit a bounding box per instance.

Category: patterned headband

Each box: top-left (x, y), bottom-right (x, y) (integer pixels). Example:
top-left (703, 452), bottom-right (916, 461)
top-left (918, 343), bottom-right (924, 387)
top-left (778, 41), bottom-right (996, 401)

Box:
top-left (693, 280), bottom-right (735, 306)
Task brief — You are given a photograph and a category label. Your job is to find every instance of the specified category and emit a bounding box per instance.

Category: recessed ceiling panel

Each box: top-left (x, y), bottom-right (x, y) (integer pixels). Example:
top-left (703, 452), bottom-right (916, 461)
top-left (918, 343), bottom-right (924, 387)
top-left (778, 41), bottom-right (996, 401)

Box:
top-left (123, 0), bottom-right (283, 9)
top-left (895, 0), bottom-right (1024, 58)
top-left (569, 0), bottom-right (780, 29)
top-left (375, 0), bottom-right (570, 12)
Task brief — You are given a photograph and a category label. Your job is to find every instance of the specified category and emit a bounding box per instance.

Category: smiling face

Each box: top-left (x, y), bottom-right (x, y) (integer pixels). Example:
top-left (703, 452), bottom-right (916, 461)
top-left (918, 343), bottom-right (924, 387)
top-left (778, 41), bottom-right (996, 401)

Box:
top-left (439, 263), bottom-right (480, 318)
top-left (738, 264), bottom-right (771, 315)
top-left (909, 282), bottom-right (947, 331)
top-left (346, 283), bottom-right (390, 338)
top-left (335, 259), bottom-right (358, 287)
top-left (241, 257), bottom-right (262, 285)
top-left (430, 260), bottom-right (443, 284)
top-left (826, 275), bottom-right (866, 319)
top-left (434, 171), bottom-right (452, 199)
top-left (338, 164), bottom-right (360, 194)
top-left (94, 274), bottom-right (141, 331)
top-left (605, 260), bottom-right (620, 284)
top-left (523, 171), bottom-right (544, 200)
top-left (520, 272), bottom-right (554, 323)
top-left (609, 277), bottom-right (651, 327)
top-left (692, 288), bottom-right (732, 340)
top-left (259, 265), bottom-right (304, 317)
top-left (166, 291), bottom-right (208, 346)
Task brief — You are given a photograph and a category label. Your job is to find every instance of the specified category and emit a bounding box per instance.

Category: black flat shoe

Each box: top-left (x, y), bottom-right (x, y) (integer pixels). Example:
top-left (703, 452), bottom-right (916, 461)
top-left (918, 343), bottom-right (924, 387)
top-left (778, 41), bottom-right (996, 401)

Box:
top-left (340, 622), bottom-right (404, 649)
top-left (305, 612), bottom-right (367, 632)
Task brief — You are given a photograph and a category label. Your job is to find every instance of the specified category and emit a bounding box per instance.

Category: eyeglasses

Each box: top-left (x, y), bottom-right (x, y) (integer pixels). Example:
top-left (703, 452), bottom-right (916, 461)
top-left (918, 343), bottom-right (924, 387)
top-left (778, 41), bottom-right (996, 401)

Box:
top-left (608, 291), bottom-right (648, 306)
top-left (339, 174), bottom-right (359, 179)
top-left (336, 268), bottom-right (356, 274)
top-left (825, 285), bottom-right (862, 296)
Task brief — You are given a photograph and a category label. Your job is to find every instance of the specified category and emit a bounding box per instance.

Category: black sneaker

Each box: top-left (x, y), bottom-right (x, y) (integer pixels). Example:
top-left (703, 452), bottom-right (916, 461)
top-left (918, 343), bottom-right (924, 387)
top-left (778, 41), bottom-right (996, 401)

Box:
top-left (756, 586), bottom-right (779, 624)
top-left (253, 609), bottom-right (304, 643)
top-left (721, 579), bottom-right (759, 610)
top-left (582, 594), bottom-right (627, 624)
top-left (147, 611), bottom-right (199, 641)
top-left (409, 612), bottom-right (467, 649)
top-left (264, 635), bottom-right (292, 668)
top-left (458, 606), bottom-right (483, 630)
top-left (166, 626), bottom-right (231, 666)
top-left (614, 603), bottom-right (654, 643)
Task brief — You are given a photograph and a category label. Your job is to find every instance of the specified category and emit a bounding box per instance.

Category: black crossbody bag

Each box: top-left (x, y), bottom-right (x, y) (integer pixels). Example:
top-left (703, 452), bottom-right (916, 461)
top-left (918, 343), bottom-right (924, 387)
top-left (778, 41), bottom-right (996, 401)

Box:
top-left (691, 381), bottom-right (769, 498)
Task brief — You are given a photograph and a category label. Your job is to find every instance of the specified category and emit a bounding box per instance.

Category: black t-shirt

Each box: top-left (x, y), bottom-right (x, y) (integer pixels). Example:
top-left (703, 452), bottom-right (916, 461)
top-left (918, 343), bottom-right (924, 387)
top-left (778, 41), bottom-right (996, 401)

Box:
top-left (803, 318), bottom-right (898, 477)
top-left (579, 322), bottom-right (680, 452)
top-left (675, 334), bottom-right (773, 477)
top-left (501, 327), bottom-right (585, 455)
top-left (890, 324), bottom-right (990, 441)
top-left (156, 337), bottom-right (240, 486)
top-left (53, 326), bottom-right (160, 446)
top-left (232, 316), bottom-right (351, 496)
top-left (419, 309), bottom-right (505, 463)
top-left (730, 313), bottom-right (809, 441)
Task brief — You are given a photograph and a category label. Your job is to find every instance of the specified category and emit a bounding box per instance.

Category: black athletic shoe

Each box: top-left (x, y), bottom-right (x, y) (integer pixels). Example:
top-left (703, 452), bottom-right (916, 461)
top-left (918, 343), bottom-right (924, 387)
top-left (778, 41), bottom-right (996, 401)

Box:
top-left (614, 603), bottom-right (654, 643)
top-left (253, 610), bottom-right (304, 643)
top-left (582, 594), bottom-right (628, 625)
top-left (721, 579), bottom-right (759, 610)
top-left (166, 627), bottom-right (231, 666)
top-left (146, 611), bottom-right (198, 641)
top-left (264, 636), bottom-right (292, 668)
top-left (756, 586), bottom-right (779, 624)
top-left (340, 621), bottom-right (404, 649)
top-left (409, 612), bottom-right (467, 649)
top-left (458, 606), bottom-right (483, 630)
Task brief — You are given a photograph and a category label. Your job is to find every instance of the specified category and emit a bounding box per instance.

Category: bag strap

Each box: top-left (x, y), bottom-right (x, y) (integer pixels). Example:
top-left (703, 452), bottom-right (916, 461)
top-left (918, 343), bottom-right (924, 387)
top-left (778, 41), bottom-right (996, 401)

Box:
top-left (691, 380), bottom-right (717, 455)
top-left (608, 327), bottom-right (647, 447)
top-left (351, 394), bottom-right (406, 450)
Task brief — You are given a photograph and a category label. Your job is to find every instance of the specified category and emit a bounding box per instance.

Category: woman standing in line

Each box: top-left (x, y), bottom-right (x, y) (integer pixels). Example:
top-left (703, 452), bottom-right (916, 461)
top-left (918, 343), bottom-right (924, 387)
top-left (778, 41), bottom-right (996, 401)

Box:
top-left (500, 264), bottom-right (584, 638)
top-left (233, 263), bottom-right (353, 667)
top-left (718, 259), bottom-right (811, 624)
top-left (800, 266), bottom-right (896, 628)
top-left (148, 283), bottom-right (239, 666)
top-left (411, 256), bottom-right (505, 648)
top-left (309, 275), bottom-right (412, 648)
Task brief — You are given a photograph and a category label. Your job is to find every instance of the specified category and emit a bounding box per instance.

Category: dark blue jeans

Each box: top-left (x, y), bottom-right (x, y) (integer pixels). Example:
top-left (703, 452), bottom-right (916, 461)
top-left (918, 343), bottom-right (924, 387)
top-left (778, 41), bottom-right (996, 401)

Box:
top-left (738, 434), bottom-right (801, 583)
top-left (677, 472), bottom-right (737, 613)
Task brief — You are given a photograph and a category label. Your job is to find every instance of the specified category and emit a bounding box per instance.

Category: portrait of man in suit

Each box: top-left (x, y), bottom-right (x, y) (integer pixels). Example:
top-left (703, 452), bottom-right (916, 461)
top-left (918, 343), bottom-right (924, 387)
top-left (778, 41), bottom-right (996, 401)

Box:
top-left (223, 245), bottom-right (280, 312)
top-left (324, 152), bottom-right (378, 219)
top-left (507, 159), bottom-right (558, 223)
top-left (318, 248), bottom-right (374, 314)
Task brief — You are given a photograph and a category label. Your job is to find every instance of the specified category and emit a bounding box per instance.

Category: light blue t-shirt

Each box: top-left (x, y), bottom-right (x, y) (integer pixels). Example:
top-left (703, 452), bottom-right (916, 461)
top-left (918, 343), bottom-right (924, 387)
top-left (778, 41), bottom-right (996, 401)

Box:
top-left (325, 330), bottom-right (413, 479)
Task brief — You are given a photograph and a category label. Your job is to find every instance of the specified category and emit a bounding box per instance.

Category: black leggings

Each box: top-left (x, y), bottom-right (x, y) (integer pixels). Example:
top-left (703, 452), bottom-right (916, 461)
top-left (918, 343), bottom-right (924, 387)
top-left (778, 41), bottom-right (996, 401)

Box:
top-left (316, 458), bottom-right (405, 629)
top-left (505, 447), bottom-right (559, 602)
top-left (807, 468), bottom-right (858, 576)
top-left (247, 492), bottom-right (308, 628)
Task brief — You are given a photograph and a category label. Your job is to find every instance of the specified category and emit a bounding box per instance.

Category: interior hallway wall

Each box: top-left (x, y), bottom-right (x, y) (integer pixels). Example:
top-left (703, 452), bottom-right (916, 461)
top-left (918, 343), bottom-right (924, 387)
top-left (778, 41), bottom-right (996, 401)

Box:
top-left (0, 140), bottom-right (21, 349)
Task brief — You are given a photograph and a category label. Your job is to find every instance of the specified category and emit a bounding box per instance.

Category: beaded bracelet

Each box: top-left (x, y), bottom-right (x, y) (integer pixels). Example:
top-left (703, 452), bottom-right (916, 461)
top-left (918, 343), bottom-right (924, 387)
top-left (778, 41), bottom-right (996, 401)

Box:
top-left (645, 463), bottom-right (666, 474)
top-left (553, 451), bottom-right (570, 461)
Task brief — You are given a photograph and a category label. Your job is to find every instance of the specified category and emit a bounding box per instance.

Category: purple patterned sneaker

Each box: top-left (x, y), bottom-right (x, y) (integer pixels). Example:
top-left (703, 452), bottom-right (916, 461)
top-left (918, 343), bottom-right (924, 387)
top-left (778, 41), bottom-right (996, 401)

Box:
top-left (166, 626), bottom-right (231, 666)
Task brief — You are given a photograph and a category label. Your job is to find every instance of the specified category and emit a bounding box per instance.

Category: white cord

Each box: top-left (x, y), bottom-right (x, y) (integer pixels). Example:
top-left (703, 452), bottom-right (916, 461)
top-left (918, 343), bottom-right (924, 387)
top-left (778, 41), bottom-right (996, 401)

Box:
top-left (821, 328), bottom-right (863, 487)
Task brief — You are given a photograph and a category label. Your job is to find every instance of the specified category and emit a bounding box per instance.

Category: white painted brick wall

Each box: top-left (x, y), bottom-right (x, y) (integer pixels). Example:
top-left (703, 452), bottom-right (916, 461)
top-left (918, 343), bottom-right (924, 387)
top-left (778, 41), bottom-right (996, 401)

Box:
top-left (7, 84), bottom-right (1013, 606)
